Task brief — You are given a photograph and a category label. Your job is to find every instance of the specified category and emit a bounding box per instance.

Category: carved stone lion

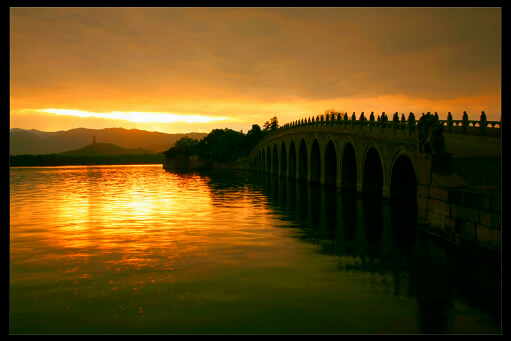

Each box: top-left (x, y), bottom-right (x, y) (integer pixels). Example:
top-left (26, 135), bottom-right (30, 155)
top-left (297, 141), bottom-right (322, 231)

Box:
top-left (423, 122), bottom-right (446, 154)
top-left (419, 113), bottom-right (447, 154)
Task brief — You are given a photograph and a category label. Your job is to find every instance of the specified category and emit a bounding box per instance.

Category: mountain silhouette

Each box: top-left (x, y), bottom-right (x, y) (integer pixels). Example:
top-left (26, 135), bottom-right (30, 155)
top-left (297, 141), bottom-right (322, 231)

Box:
top-left (58, 142), bottom-right (156, 157)
top-left (10, 127), bottom-right (207, 156)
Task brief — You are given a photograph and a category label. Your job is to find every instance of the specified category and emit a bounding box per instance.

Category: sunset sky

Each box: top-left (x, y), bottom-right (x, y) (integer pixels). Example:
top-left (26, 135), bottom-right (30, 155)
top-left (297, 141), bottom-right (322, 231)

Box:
top-left (10, 7), bottom-right (501, 134)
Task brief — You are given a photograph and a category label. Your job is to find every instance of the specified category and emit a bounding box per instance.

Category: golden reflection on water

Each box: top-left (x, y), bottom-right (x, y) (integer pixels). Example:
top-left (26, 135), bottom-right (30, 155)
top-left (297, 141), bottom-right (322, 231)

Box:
top-left (10, 165), bottom-right (294, 288)
top-left (10, 165), bottom-right (500, 334)
top-left (15, 166), bottom-right (209, 272)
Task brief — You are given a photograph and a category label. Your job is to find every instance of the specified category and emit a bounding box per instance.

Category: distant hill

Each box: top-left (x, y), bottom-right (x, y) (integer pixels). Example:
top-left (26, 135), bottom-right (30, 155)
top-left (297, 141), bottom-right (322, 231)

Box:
top-left (58, 142), bottom-right (156, 157)
top-left (9, 130), bottom-right (53, 155)
top-left (9, 127), bottom-right (207, 156)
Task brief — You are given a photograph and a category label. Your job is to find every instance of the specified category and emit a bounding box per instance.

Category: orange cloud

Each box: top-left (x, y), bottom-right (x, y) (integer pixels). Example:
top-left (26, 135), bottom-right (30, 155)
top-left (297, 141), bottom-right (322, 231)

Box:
top-left (10, 8), bottom-right (501, 133)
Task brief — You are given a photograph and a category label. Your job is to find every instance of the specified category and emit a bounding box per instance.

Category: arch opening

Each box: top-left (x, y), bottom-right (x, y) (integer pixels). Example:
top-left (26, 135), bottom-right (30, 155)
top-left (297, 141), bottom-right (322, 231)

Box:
top-left (266, 146), bottom-right (271, 174)
top-left (261, 149), bottom-right (266, 173)
top-left (341, 143), bottom-right (357, 191)
top-left (324, 140), bottom-right (337, 187)
top-left (298, 139), bottom-right (308, 181)
top-left (259, 151), bottom-right (262, 173)
top-left (390, 154), bottom-right (417, 202)
top-left (289, 140), bottom-right (296, 179)
top-left (272, 144), bottom-right (279, 175)
top-left (280, 142), bottom-right (287, 177)
top-left (362, 147), bottom-right (383, 197)
top-left (311, 139), bottom-right (321, 184)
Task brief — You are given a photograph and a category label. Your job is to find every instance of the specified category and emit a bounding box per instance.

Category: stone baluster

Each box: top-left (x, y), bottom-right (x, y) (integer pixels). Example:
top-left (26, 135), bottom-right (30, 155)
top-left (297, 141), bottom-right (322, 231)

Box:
top-left (408, 112), bottom-right (415, 137)
top-left (393, 112), bottom-right (399, 135)
top-left (359, 112), bottom-right (365, 130)
top-left (480, 111), bottom-right (487, 135)
top-left (447, 112), bottom-right (453, 133)
top-left (462, 111), bottom-right (468, 134)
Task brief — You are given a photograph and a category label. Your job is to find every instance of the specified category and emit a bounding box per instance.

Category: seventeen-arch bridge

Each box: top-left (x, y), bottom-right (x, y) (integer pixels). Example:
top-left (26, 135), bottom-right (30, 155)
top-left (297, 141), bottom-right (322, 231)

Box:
top-left (246, 112), bottom-right (500, 203)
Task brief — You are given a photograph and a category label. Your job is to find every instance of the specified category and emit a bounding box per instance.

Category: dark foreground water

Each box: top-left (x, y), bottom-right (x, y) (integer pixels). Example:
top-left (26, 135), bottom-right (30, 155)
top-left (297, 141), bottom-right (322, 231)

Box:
top-left (10, 165), bottom-right (501, 334)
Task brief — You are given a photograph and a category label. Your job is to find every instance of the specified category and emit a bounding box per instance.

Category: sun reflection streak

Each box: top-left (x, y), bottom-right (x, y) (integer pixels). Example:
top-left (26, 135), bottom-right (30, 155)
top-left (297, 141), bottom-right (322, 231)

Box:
top-left (10, 166), bottom-right (221, 280)
top-left (10, 165), bottom-right (290, 299)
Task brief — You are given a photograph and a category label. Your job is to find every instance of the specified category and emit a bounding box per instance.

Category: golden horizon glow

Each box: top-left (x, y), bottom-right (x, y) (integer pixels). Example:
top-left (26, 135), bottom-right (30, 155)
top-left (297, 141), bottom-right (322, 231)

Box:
top-left (35, 109), bottom-right (231, 124)
top-left (10, 8), bottom-right (501, 134)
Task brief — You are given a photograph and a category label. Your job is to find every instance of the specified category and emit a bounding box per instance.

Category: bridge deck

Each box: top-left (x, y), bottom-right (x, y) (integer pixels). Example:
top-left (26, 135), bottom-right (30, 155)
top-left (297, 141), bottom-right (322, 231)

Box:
top-left (444, 133), bottom-right (501, 158)
top-left (442, 133), bottom-right (501, 187)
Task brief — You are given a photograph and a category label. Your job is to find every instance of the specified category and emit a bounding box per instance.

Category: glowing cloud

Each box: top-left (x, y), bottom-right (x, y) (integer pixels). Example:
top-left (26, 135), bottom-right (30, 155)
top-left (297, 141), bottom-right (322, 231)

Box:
top-left (37, 109), bottom-right (230, 124)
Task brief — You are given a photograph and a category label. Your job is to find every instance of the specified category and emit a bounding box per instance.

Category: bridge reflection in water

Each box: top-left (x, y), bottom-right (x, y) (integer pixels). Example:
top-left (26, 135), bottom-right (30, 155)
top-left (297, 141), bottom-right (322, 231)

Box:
top-left (216, 170), bottom-right (500, 334)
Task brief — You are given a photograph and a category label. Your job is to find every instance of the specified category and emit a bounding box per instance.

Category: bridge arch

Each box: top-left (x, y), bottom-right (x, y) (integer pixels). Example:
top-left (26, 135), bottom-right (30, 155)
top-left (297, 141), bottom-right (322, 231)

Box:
top-left (340, 139), bottom-right (358, 191)
top-left (247, 120), bottom-right (425, 197)
top-left (324, 138), bottom-right (337, 187)
top-left (272, 143), bottom-right (279, 175)
top-left (389, 148), bottom-right (418, 201)
top-left (288, 139), bottom-right (297, 179)
top-left (261, 149), bottom-right (265, 173)
top-left (298, 138), bottom-right (308, 181)
top-left (361, 142), bottom-right (385, 197)
top-left (266, 146), bottom-right (271, 174)
top-left (260, 150), bottom-right (263, 173)
top-left (280, 141), bottom-right (287, 177)
top-left (310, 138), bottom-right (321, 184)
top-left (257, 150), bottom-right (261, 172)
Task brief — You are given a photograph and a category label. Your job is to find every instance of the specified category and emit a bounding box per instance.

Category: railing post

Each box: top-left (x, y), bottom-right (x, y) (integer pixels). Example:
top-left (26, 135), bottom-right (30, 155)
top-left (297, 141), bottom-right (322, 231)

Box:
top-left (480, 111), bottom-right (487, 135)
top-left (393, 112), bottom-right (398, 135)
top-left (447, 112), bottom-right (453, 133)
top-left (462, 111), bottom-right (468, 134)
top-left (407, 112), bottom-right (415, 138)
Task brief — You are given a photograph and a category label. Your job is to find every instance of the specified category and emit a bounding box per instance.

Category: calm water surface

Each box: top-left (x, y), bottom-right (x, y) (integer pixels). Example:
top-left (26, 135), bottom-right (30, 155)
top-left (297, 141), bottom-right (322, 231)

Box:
top-left (10, 165), bottom-right (501, 334)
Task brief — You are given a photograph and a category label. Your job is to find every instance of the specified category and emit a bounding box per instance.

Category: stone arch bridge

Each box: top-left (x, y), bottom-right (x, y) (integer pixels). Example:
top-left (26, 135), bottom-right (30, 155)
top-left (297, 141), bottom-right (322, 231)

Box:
top-left (245, 112), bottom-right (501, 201)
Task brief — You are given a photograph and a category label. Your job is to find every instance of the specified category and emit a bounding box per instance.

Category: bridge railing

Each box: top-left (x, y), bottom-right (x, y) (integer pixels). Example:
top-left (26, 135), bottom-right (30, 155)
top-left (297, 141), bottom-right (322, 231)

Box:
top-left (250, 111), bottom-right (500, 159)
top-left (437, 111), bottom-right (501, 137)
top-left (251, 112), bottom-right (419, 157)
top-left (276, 111), bottom-right (500, 138)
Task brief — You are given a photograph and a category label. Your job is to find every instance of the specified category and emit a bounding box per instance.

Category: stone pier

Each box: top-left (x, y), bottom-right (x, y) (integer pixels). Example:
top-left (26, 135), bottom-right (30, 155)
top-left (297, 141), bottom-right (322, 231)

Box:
top-left (417, 154), bottom-right (501, 259)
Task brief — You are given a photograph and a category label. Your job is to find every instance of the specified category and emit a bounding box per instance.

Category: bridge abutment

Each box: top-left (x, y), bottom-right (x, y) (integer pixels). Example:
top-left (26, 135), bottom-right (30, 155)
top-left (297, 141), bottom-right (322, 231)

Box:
top-left (416, 154), bottom-right (501, 259)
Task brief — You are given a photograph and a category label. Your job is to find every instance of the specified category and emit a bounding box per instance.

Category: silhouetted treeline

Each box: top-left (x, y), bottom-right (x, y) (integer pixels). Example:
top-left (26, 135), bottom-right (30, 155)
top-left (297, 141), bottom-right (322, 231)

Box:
top-left (163, 118), bottom-right (278, 163)
top-left (10, 153), bottom-right (165, 167)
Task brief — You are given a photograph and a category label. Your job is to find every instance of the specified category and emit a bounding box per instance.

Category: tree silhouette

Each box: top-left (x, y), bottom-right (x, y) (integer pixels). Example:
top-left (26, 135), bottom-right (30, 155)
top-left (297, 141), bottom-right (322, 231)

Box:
top-left (263, 116), bottom-right (279, 131)
top-left (174, 136), bottom-right (199, 149)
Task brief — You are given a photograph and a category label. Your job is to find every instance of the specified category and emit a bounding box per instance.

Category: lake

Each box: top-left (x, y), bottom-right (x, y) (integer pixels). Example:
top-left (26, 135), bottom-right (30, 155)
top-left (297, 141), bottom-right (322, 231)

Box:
top-left (10, 165), bottom-right (501, 334)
